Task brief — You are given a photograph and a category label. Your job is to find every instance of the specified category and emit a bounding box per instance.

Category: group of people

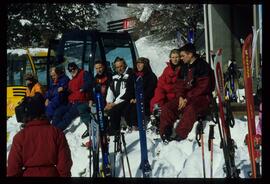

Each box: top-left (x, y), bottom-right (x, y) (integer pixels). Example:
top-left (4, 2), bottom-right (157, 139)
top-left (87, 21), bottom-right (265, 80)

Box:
top-left (7, 43), bottom-right (215, 177)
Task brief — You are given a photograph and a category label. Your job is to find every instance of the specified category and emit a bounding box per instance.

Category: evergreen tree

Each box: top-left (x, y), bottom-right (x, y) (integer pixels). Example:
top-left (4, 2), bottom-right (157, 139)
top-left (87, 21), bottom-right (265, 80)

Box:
top-left (7, 3), bottom-right (105, 48)
top-left (128, 4), bottom-right (204, 43)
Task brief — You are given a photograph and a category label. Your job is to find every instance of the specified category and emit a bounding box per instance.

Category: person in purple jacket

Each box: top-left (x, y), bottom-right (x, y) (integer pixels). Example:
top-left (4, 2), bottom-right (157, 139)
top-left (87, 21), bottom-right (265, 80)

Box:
top-left (45, 67), bottom-right (70, 120)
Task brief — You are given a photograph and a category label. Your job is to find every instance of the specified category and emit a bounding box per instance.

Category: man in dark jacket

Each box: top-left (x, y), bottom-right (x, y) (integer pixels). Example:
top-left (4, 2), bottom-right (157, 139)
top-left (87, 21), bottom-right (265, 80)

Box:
top-left (81, 60), bottom-right (112, 139)
top-left (8, 93), bottom-right (72, 177)
top-left (104, 57), bottom-right (135, 135)
top-left (52, 62), bottom-right (93, 131)
top-left (159, 43), bottom-right (214, 142)
top-left (45, 67), bottom-right (70, 120)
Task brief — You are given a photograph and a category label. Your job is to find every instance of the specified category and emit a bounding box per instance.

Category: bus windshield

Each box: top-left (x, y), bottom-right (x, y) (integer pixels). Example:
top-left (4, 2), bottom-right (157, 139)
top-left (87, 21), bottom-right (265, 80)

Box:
top-left (7, 54), bottom-right (33, 86)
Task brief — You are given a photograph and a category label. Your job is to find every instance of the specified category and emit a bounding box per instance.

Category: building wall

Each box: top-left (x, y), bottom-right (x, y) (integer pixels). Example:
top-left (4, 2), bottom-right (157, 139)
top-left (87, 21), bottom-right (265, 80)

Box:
top-left (209, 4), bottom-right (253, 88)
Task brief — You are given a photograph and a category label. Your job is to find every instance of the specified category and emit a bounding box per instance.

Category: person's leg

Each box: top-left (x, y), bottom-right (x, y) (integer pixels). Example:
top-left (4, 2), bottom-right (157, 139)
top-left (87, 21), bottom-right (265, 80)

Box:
top-left (45, 102), bottom-right (58, 121)
top-left (77, 102), bottom-right (91, 138)
top-left (124, 103), bottom-right (137, 127)
top-left (175, 96), bottom-right (210, 139)
top-left (58, 104), bottom-right (80, 130)
top-left (77, 103), bottom-right (91, 126)
top-left (51, 105), bottom-right (69, 126)
top-left (107, 102), bottom-right (126, 135)
top-left (159, 99), bottom-right (179, 137)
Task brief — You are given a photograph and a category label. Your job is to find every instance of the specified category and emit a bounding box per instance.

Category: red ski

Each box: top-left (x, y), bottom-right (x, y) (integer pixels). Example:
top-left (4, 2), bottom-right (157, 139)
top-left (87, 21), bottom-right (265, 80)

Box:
top-left (242, 33), bottom-right (259, 178)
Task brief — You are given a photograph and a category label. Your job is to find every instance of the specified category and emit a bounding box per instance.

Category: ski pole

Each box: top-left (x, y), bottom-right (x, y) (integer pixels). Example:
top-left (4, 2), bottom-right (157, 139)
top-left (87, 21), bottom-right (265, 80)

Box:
top-left (208, 125), bottom-right (215, 178)
top-left (90, 146), bottom-right (92, 177)
top-left (119, 134), bottom-right (126, 177)
top-left (121, 132), bottom-right (132, 177)
top-left (196, 119), bottom-right (206, 178)
top-left (201, 131), bottom-right (206, 178)
top-left (113, 135), bottom-right (118, 177)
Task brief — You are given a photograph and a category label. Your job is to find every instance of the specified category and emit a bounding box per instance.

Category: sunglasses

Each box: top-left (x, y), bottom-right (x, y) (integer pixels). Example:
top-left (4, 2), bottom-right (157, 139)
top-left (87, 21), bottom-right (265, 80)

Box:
top-left (68, 68), bottom-right (75, 73)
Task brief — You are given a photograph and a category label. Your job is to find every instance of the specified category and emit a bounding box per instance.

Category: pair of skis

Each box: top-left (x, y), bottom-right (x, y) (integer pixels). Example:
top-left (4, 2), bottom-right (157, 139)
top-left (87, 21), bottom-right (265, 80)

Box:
top-left (90, 85), bottom-right (111, 177)
top-left (212, 49), bottom-right (240, 178)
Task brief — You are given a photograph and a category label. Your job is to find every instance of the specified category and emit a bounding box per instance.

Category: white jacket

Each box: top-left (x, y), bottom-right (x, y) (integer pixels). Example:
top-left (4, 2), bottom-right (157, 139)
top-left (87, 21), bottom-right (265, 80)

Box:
top-left (106, 67), bottom-right (132, 105)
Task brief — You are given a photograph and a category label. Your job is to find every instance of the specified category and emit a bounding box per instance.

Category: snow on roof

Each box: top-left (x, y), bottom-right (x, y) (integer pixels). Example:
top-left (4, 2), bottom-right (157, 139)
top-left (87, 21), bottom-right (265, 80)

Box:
top-left (7, 48), bottom-right (48, 56)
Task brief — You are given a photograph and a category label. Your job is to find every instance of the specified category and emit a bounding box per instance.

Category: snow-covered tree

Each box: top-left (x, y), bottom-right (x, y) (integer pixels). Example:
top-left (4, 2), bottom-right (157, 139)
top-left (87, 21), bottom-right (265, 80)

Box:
top-left (7, 3), bottom-right (105, 48)
top-left (128, 4), bottom-right (204, 43)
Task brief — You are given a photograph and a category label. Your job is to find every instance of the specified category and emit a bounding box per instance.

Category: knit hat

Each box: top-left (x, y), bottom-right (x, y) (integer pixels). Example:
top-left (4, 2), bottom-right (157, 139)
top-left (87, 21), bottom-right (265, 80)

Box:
top-left (136, 57), bottom-right (149, 64)
top-left (24, 73), bottom-right (37, 81)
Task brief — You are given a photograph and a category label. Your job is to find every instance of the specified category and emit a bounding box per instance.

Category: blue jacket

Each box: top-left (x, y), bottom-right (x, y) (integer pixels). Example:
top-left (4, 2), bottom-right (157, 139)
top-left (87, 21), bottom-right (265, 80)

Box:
top-left (45, 74), bottom-right (70, 108)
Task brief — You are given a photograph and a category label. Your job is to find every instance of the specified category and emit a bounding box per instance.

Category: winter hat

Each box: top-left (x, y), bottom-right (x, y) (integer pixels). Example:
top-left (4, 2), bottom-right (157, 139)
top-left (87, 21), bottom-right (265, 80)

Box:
top-left (26, 93), bottom-right (45, 119)
top-left (136, 57), bottom-right (149, 64)
top-left (24, 73), bottom-right (37, 81)
top-left (68, 62), bottom-right (79, 72)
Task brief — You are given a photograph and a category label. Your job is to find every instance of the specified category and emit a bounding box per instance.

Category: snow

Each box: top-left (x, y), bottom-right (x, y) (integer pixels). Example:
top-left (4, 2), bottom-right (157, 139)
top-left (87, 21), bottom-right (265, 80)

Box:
top-left (7, 48), bottom-right (48, 56)
top-left (139, 7), bottom-right (153, 23)
top-left (19, 19), bottom-right (32, 26)
top-left (6, 113), bottom-right (260, 178)
top-left (135, 36), bottom-right (177, 77)
top-left (6, 35), bottom-right (260, 178)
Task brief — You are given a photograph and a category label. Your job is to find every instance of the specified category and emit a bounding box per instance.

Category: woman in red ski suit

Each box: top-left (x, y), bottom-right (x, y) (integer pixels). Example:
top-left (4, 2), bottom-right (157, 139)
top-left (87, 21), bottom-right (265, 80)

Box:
top-left (150, 49), bottom-right (182, 113)
top-left (7, 93), bottom-right (72, 177)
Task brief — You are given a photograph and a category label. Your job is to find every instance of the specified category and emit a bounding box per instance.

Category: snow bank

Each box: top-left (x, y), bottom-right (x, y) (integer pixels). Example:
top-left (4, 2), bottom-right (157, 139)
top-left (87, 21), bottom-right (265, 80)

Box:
top-left (6, 115), bottom-right (259, 178)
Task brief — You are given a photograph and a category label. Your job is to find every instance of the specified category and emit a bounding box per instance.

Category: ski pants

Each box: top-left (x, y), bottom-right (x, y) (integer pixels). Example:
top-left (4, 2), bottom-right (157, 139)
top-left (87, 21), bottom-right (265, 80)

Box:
top-left (106, 101), bottom-right (137, 133)
top-left (159, 95), bottom-right (211, 139)
top-left (77, 102), bottom-right (91, 130)
top-left (52, 102), bottom-right (83, 130)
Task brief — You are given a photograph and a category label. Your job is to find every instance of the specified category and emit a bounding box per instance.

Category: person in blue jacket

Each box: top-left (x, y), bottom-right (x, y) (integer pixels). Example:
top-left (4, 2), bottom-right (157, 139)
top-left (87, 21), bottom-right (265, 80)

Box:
top-left (45, 67), bottom-right (70, 120)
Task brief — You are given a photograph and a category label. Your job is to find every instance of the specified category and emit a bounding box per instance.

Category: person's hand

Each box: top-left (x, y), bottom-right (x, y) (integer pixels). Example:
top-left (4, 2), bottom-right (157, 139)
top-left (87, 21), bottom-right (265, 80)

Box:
top-left (45, 99), bottom-right (49, 106)
top-left (105, 103), bottom-right (115, 111)
top-left (58, 87), bottom-right (64, 92)
top-left (89, 100), bottom-right (93, 107)
top-left (130, 99), bottom-right (136, 104)
top-left (178, 97), bottom-right (187, 110)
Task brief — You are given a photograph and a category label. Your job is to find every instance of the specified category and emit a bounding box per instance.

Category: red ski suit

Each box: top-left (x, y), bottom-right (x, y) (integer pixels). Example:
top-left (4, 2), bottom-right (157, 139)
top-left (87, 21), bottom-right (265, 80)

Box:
top-left (150, 62), bottom-right (180, 113)
top-left (159, 58), bottom-right (214, 139)
top-left (7, 119), bottom-right (73, 177)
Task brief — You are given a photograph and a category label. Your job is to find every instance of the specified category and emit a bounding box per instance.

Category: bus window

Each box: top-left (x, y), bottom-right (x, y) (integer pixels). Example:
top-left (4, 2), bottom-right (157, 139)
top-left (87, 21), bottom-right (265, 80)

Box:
top-left (7, 54), bottom-right (33, 86)
top-left (64, 40), bottom-right (84, 78)
top-left (31, 57), bottom-right (48, 86)
top-left (83, 40), bottom-right (92, 73)
top-left (102, 37), bottom-right (134, 73)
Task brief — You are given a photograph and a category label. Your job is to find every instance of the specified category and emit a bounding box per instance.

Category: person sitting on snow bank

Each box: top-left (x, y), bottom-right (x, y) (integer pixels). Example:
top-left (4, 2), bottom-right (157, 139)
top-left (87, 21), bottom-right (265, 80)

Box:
top-left (45, 67), bottom-right (70, 120)
top-left (24, 73), bottom-right (43, 97)
top-left (131, 57), bottom-right (157, 120)
top-left (8, 93), bottom-right (72, 177)
top-left (104, 57), bottom-right (136, 135)
top-left (159, 43), bottom-right (215, 142)
top-left (149, 49), bottom-right (182, 128)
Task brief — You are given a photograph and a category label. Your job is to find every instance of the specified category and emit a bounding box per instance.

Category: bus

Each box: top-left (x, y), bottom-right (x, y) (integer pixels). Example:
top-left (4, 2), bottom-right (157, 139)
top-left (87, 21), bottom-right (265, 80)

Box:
top-left (48, 30), bottom-right (138, 79)
top-left (7, 48), bottom-right (50, 117)
top-left (7, 30), bottom-right (138, 117)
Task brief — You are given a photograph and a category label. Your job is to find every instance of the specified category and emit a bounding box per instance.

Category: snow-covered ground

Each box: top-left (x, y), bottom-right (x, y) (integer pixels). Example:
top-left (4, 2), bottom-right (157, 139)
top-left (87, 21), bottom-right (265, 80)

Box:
top-left (6, 113), bottom-right (259, 178)
top-left (6, 36), bottom-right (260, 178)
